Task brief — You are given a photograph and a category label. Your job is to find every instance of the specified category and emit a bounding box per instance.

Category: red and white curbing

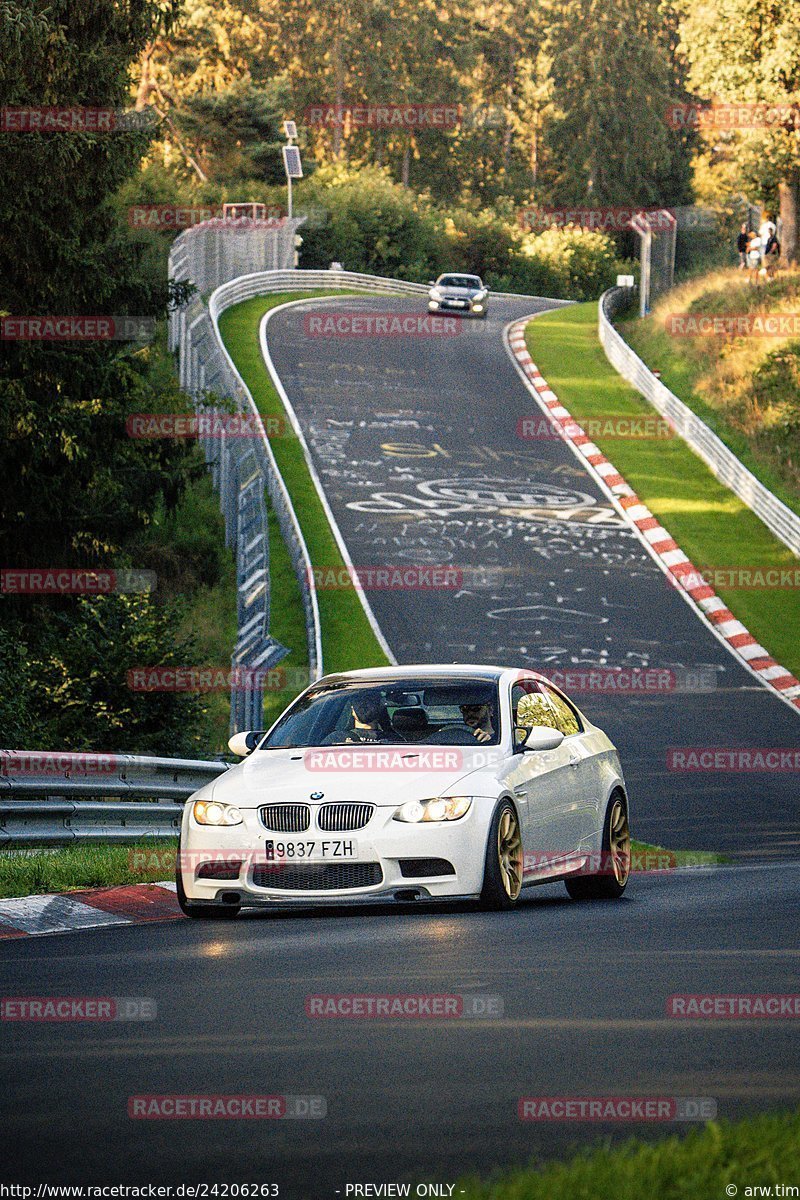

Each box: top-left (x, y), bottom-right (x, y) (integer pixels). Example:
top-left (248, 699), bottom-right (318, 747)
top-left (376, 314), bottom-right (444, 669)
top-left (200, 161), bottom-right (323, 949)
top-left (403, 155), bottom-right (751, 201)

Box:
top-left (506, 319), bottom-right (800, 712)
top-left (0, 883), bottom-right (180, 939)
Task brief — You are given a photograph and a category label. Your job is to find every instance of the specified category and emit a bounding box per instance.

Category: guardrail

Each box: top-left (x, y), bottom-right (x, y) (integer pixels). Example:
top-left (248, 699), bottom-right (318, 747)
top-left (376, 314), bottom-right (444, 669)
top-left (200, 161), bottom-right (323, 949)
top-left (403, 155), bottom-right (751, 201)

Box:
top-left (167, 257), bottom-right (446, 733)
top-left (0, 752), bottom-right (229, 847)
top-left (599, 288), bottom-right (800, 557)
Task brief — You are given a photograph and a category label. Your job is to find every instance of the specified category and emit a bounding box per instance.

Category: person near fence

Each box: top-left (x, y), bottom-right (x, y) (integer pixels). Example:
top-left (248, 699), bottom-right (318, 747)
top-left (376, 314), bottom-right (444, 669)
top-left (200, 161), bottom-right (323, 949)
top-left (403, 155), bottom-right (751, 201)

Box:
top-left (737, 224), bottom-right (749, 269)
top-left (758, 214), bottom-right (777, 259)
top-left (746, 230), bottom-right (764, 281)
top-left (763, 228), bottom-right (781, 276)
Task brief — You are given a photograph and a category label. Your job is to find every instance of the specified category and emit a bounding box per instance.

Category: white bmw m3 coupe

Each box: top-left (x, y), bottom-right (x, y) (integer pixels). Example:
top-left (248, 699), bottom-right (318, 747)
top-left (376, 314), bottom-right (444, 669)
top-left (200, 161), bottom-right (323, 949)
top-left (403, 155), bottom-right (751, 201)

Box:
top-left (177, 665), bottom-right (631, 917)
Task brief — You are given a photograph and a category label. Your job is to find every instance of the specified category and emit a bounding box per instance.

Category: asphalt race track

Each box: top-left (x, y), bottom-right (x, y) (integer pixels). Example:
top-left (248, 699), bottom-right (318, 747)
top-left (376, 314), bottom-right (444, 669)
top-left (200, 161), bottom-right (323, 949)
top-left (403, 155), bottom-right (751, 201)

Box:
top-left (2, 292), bottom-right (798, 1194)
top-left (1, 864), bottom-right (798, 1192)
top-left (265, 294), bottom-right (800, 858)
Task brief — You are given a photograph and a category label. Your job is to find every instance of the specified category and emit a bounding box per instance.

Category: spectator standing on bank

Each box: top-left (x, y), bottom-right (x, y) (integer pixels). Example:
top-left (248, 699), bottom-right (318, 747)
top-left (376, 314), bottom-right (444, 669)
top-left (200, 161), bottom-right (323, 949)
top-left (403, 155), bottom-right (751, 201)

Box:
top-left (737, 223), bottom-right (749, 268)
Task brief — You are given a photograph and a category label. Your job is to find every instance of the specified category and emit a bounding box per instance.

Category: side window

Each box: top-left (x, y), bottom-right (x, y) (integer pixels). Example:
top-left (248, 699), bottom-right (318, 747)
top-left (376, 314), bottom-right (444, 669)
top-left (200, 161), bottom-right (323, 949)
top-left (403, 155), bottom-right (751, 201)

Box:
top-left (543, 686), bottom-right (582, 736)
top-left (511, 683), bottom-right (560, 733)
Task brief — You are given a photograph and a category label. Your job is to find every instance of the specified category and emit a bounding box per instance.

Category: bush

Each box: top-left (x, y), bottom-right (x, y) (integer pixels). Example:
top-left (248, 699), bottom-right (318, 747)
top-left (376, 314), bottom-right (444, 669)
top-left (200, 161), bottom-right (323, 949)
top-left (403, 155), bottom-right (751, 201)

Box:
top-left (0, 595), bottom-right (213, 755)
top-left (518, 224), bottom-right (625, 300)
top-left (299, 165), bottom-right (448, 281)
top-left (442, 208), bottom-right (518, 281)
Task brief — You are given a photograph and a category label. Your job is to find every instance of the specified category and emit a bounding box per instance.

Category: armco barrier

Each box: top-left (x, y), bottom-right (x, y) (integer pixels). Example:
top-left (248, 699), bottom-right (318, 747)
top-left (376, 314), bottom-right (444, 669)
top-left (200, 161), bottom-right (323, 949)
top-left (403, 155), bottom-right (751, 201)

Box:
top-left (168, 252), bottom-right (436, 732)
top-left (599, 288), bottom-right (800, 557)
top-left (0, 752), bottom-right (228, 847)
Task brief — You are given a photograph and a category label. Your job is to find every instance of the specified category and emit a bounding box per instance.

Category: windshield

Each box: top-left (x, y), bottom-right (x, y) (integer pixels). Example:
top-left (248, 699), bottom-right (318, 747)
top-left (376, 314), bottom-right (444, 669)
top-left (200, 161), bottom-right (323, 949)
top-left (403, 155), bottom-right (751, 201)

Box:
top-left (437, 275), bottom-right (481, 289)
top-left (262, 677), bottom-right (501, 749)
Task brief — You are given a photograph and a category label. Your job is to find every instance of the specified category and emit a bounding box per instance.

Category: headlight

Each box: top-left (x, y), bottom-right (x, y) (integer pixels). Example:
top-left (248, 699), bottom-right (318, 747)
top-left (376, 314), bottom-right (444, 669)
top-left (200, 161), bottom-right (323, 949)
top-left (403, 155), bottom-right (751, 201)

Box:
top-left (429, 288), bottom-right (442, 300)
top-left (473, 290), bottom-right (487, 300)
top-left (193, 800), bottom-right (243, 826)
top-left (392, 797), bottom-right (472, 823)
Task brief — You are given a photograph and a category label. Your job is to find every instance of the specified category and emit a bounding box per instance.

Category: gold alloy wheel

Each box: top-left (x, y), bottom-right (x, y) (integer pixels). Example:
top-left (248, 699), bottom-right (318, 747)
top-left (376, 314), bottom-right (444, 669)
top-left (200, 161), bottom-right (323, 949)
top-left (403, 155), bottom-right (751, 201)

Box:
top-left (498, 807), bottom-right (523, 900)
top-left (608, 798), bottom-right (631, 887)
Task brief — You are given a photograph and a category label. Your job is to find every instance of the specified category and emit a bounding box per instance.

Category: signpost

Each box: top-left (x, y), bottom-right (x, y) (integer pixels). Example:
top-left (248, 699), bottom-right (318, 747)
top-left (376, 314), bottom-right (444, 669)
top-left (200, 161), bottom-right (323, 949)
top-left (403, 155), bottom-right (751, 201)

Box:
top-left (281, 121), bottom-right (303, 220)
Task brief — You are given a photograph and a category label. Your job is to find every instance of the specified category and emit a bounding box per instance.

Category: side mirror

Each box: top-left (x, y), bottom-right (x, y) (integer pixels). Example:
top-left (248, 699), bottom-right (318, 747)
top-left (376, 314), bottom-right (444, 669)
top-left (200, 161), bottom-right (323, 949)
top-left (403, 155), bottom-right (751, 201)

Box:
top-left (428, 280), bottom-right (435, 286)
top-left (517, 726), bottom-right (564, 752)
top-left (228, 730), bottom-right (265, 757)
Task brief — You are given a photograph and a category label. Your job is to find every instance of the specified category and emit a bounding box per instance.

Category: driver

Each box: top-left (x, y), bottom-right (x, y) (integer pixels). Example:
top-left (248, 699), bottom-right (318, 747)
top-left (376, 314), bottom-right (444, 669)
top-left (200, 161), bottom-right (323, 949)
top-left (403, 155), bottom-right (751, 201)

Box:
top-left (343, 696), bottom-right (392, 744)
top-left (460, 702), bottom-right (494, 744)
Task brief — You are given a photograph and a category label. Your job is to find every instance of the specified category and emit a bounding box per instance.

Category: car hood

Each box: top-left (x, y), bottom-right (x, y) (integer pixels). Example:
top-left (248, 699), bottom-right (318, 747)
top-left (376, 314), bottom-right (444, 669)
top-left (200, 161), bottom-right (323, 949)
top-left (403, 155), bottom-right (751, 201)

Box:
top-left (209, 745), bottom-right (505, 808)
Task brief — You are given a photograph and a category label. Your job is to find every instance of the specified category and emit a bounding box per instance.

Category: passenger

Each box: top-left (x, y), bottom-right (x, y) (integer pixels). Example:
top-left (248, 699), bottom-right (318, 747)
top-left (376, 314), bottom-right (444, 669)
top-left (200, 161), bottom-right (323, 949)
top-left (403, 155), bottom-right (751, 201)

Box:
top-left (460, 702), bottom-right (494, 744)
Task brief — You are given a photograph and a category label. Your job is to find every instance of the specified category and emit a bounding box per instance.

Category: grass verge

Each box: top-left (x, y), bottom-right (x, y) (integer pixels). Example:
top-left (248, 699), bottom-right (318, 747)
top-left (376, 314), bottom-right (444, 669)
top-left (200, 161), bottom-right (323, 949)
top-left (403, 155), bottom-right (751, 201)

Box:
top-left (0, 842), bottom-right (176, 899)
top-left (525, 303), bottom-right (800, 679)
top-left (218, 291), bottom-right (392, 684)
top-left (459, 1108), bottom-right (800, 1200)
top-left (619, 269), bottom-right (800, 516)
top-left (0, 839), bottom-right (722, 900)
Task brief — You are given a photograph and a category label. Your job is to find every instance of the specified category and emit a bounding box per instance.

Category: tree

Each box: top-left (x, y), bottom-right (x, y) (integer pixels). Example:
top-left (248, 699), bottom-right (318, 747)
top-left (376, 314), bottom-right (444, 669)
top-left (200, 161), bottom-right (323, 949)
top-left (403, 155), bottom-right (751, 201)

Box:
top-left (0, 597), bottom-right (213, 755)
top-left (0, 0), bottom-right (190, 569)
top-left (541, 0), bottom-right (694, 208)
top-left (676, 0), bottom-right (800, 264)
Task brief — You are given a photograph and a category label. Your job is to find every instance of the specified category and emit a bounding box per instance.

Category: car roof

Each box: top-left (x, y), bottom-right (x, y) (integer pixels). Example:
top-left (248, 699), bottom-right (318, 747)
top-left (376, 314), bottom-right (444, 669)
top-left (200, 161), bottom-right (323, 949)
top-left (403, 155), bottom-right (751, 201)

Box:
top-left (313, 664), bottom-right (547, 685)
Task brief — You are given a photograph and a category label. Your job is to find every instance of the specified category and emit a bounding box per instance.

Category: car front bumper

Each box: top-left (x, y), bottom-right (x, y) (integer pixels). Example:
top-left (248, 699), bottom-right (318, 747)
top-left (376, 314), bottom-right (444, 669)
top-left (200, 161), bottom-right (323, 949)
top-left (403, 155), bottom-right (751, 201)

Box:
top-left (180, 804), bottom-right (489, 905)
top-left (428, 298), bottom-right (486, 315)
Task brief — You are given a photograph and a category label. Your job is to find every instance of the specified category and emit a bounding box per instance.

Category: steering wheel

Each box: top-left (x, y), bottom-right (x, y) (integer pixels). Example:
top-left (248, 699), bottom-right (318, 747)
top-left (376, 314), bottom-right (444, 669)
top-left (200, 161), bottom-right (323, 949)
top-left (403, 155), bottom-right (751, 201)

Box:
top-left (420, 724), bottom-right (481, 745)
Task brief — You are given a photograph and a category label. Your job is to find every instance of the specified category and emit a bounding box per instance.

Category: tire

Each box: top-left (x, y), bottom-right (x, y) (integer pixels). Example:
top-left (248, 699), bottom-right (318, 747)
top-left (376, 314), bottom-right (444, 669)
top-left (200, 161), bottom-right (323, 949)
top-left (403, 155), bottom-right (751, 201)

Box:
top-left (480, 800), bottom-right (523, 911)
top-left (565, 793), bottom-right (631, 901)
top-left (176, 838), bottom-right (240, 919)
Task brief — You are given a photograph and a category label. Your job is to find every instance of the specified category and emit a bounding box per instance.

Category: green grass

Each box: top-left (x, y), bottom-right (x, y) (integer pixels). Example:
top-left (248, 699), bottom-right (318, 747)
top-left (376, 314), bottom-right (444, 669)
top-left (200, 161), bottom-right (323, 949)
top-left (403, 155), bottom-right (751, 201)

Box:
top-left (0, 841), bottom-right (177, 899)
top-left (459, 1108), bottom-right (800, 1200)
top-left (262, 499), bottom-right (311, 730)
top-left (620, 319), bottom-right (800, 520)
top-left (525, 303), bottom-right (800, 679)
top-left (630, 840), bottom-right (727, 869)
top-left (218, 292), bottom-right (391, 681)
top-left (618, 273), bottom-right (800, 518)
top-left (0, 837), bottom-right (722, 900)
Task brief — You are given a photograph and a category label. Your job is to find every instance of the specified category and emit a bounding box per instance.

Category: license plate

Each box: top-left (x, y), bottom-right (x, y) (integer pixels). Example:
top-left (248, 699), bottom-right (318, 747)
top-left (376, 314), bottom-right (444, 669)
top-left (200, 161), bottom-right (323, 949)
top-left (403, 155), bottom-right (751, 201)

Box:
top-left (264, 839), bottom-right (358, 862)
